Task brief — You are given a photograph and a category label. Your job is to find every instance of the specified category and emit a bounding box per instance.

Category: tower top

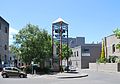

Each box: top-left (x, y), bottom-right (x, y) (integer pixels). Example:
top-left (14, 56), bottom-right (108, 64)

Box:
top-left (52, 18), bottom-right (68, 24)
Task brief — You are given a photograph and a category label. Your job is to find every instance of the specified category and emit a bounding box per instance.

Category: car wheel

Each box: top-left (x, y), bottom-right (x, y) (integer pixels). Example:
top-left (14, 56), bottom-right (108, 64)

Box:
top-left (2, 74), bottom-right (8, 78)
top-left (20, 74), bottom-right (24, 78)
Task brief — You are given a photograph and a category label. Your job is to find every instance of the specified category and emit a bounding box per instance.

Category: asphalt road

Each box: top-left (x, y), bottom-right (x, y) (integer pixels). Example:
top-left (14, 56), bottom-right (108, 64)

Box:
top-left (1, 70), bottom-right (120, 84)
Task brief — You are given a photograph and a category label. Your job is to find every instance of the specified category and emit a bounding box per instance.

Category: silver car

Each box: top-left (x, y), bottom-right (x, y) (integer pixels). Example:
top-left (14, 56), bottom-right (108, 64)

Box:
top-left (1, 67), bottom-right (27, 78)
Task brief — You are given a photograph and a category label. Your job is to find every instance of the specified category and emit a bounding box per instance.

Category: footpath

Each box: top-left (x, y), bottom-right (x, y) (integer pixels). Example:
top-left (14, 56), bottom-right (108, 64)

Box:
top-left (27, 70), bottom-right (88, 79)
top-left (56, 71), bottom-right (88, 79)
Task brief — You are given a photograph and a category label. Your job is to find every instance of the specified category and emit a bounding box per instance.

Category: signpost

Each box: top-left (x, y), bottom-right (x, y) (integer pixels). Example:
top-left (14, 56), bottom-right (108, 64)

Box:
top-left (31, 61), bottom-right (34, 74)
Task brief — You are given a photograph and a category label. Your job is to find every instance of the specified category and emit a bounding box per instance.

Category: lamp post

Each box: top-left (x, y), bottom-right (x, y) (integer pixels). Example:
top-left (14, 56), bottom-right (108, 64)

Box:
top-left (31, 61), bottom-right (34, 74)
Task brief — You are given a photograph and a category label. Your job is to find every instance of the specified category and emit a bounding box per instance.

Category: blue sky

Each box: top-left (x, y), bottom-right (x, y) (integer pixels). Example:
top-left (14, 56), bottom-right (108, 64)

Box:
top-left (1, 0), bottom-right (120, 44)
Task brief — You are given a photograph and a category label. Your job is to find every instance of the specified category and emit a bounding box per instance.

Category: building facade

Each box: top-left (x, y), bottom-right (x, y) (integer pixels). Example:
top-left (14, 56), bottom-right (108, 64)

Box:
top-left (104, 34), bottom-right (120, 59)
top-left (0, 16), bottom-right (9, 68)
top-left (69, 43), bottom-right (101, 69)
top-left (62, 37), bottom-right (85, 48)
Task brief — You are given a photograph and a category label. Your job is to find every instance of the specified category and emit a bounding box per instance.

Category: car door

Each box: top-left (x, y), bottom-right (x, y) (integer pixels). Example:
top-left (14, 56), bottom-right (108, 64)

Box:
top-left (11, 68), bottom-right (19, 76)
top-left (5, 67), bottom-right (13, 76)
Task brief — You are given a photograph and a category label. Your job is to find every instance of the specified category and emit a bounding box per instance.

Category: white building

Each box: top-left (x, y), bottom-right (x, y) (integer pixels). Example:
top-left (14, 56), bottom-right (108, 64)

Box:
top-left (104, 34), bottom-right (120, 58)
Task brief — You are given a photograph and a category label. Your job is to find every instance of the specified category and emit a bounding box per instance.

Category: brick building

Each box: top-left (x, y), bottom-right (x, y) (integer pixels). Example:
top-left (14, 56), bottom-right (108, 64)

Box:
top-left (0, 16), bottom-right (9, 68)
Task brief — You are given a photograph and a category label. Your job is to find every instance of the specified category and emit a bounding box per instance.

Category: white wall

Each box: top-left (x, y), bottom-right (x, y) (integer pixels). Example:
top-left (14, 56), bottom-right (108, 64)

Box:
top-left (69, 46), bottom-right (81, 68)
top-left (89, 63), bottom-right (120, 72)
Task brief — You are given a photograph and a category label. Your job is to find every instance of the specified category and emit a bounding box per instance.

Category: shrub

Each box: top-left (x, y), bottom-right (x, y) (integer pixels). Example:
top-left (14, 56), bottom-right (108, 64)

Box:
top-left (43, 67), bottom-right (50, 74)
top-left (24, 65), bottom-right (32, 74)
top-left (108, 56), bottom-right (118, 63)
top-left (96, 58), bottom-right (108, 63)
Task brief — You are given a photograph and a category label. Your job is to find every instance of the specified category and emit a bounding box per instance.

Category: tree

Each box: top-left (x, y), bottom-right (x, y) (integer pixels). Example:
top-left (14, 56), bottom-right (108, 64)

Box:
top-left (100, 39), bottom-right (105, 62)
top-left (113, 28), bottom-right (120, 38)
top-left (13, 24), bottom-right (52, 66)
top-left (9, 45), bottom-right (20, 57)
top-left (55, 41), bottom-right (73, 66)
top-left (62, 44), bottom-right (73, 69)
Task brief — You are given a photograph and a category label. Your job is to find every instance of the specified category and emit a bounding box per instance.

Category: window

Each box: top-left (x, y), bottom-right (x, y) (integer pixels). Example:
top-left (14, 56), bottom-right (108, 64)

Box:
top-left (77, 51), bottom-right (79, 56)
top-left (74, 52), bottom-right (76, 57)
top-left (5, 45), bottom-right (7, 50)
top-left (112, 44), bottom-right (115, 53)
top-left (5, 27), bottom-right (7, 33)
top-left (84, 48), bottom-right (89, 53)
top-left (10, 57), bottom-right (12, 60)
top-left (5, 68), bottom-right (12, 70)
top-left (0, 23), bottom-right (1, 29)
top-left (13, 68), bottom-right (19, 71)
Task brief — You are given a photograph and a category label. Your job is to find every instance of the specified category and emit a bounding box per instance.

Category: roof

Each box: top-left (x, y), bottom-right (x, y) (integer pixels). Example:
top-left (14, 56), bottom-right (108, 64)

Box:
top-left (0, 16), bottom-right (9, 25)
top-left (52, 17), bottom-right (68, 24)
top-left (105, 34), bottom-right (115, 38)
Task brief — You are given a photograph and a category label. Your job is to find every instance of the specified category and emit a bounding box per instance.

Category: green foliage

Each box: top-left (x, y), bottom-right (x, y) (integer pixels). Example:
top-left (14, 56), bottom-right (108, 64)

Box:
top-left (55, 41), bottom-right (73, 68)
top-left (108, 56), bottom-right (118, 63)
top-left (9, 45), bottom-right (20, 58)
top-left (24, 65), bottom-right (32, 74)
top-left (116, 43), bottom-right (120, 50)
top-left (12, 24), bottom-right (52, 65)
top-left (55, 41), bottom-right (73, 60)
top-left (97, 56), bottom-right (119, 63)
top-left (113, 28), bottom-right (120, 38)
top-left (96, 58), bottom-right (108, 63)
top-left (62, 44), bottom-right (73, 60)
top-left (42, 67), bottom-right (50, 74)
top-left (99, 39), bottom-right (105, 63)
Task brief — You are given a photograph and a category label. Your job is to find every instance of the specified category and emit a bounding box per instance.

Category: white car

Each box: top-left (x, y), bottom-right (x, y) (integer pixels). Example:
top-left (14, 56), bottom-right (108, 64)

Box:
top-left (64, 66), bottom-right (76, 72)
top-left (69, 66), bottom-right (76, 71)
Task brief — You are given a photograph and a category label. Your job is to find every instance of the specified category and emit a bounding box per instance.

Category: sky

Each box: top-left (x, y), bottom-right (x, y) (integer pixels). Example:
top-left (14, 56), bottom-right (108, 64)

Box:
top-left (1, 0), bottom-right (120, 44)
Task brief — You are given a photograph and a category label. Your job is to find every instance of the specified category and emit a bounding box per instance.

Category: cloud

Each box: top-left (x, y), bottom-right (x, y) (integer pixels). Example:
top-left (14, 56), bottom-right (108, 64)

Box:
top-left (9, 27), bottom-right (19, 44)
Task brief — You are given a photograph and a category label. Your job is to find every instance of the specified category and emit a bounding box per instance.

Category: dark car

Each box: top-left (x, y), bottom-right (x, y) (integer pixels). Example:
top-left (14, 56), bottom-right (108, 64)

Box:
top-left (1, 67), bottom-right (27, 78)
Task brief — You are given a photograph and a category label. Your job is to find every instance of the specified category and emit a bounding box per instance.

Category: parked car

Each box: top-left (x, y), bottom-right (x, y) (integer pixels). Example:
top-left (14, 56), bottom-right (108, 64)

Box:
top-left (1, 67), bottom-right (27, 78)
top-left (69, 66), bottom-right (76, 71)
top-left (64, 66), bottom-right (76, 72)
